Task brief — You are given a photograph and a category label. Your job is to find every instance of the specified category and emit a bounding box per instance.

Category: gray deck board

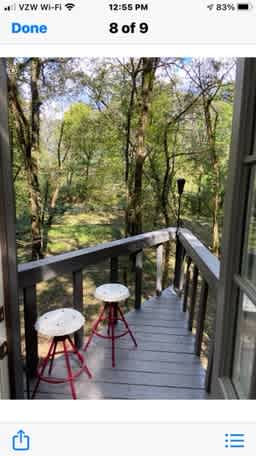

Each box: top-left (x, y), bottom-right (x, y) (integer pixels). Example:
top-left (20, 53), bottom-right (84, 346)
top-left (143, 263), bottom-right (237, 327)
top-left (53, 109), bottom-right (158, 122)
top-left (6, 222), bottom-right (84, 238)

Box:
top-left (33, 384), bottom-right (207, 400)
top-left (29, 287), bottom-right (207, 400)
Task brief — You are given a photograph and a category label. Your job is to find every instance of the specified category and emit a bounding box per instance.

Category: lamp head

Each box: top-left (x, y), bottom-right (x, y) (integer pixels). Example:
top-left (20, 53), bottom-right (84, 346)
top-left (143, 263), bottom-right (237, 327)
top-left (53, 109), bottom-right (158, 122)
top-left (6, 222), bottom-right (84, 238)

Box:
top-left (177, 178), bottom-right (186, 196)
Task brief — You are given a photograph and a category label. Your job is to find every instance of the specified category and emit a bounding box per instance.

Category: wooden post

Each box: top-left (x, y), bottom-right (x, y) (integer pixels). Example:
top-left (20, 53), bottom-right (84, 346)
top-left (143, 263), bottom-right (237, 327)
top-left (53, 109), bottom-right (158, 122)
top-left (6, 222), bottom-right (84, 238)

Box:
top-left (195, 279), bottom-right (209, 356)
top-left (0, 306), bottom-right (4, 322)
top-left (205, 339), bottom-right (214, 393)
top-left (173, 237), bottom-right (185, 293)
top-left (156, 244), bottom-right (164, 296)
top-left (183, 257), bottom-right (191, 312)
top-left (110, 257), bottom-right (119, 283)
top-left (188, 265), bottom-right (199, 331)
top-left (73, 270), bottom-right (84, 348)
top-left (0, 59), bottom-right (24, 398)
top-left (135, 250), bottom-right (143, 310)
top-left (23, 285), bottom-right (38, 378)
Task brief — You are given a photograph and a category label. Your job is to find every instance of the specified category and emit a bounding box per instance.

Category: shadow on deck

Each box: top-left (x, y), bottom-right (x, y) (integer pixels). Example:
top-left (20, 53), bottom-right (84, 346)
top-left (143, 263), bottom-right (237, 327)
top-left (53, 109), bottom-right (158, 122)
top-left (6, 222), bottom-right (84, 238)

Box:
top-left (30, 287), bottom-right (207, 400)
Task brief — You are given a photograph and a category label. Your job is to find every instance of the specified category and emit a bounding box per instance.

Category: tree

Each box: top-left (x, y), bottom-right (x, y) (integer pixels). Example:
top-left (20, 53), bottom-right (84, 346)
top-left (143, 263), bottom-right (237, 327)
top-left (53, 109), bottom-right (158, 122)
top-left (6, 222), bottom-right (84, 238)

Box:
top-left (8, 58), bottom-right (43, 259)
top-left (183, 59), bottom-right (235, 254)
top-left (10, 57), bottom-right (235, 264)
top-left (127, 58), bottom-right (160, 235)
top-left (8, 57), bottom-right (73, 259)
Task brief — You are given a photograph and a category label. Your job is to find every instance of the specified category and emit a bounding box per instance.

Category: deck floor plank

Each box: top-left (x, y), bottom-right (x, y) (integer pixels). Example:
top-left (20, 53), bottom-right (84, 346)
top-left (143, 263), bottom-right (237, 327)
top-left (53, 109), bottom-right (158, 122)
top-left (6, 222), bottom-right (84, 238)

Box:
top-left (29, 287), bottom-right (207, 400)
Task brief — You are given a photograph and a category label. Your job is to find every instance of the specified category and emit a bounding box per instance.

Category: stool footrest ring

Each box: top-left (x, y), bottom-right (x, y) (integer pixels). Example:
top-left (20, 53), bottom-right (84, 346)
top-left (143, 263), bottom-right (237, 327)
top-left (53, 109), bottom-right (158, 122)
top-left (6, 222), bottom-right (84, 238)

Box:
top-left (93, 329), bottom-right (130, 340)
top-left (37, 358), bottom-right (86, 384)
top-left (32, 334), bottom-right (92, 399)
top-left (83, 300), bottom-right (137, 367)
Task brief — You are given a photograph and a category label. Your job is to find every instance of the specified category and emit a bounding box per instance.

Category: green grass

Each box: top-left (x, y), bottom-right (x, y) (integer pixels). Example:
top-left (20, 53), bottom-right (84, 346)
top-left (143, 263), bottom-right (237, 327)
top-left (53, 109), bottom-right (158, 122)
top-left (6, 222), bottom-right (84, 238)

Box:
top-left (48, 224), bottom-right (121, 254)
top-left (17, 207), bottom-right (125, 262)
top-left (48, 210), bottom-right (124, 252)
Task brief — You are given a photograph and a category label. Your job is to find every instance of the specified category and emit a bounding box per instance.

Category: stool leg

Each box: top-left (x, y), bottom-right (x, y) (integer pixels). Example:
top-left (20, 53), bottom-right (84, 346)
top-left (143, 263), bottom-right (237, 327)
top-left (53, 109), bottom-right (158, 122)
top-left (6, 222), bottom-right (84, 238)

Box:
top-left (31, 338), bottom-right (55, 399)
top-left (48, 338), bottom-right (58, 375)
top-left (113, 303), bottom-right (118, 326)
top-left (63, 338), bottom-right (77, 400)
top-left (67, 336), bottom-right (92, 379)
top-left (107, 305), bottom-right (111, 336)
top-left (83, 304), bottom-right (106, 352)
top-left (117, 305), bottom-right (137, 347)
top-left (110, 304), bottom-right (115, 368)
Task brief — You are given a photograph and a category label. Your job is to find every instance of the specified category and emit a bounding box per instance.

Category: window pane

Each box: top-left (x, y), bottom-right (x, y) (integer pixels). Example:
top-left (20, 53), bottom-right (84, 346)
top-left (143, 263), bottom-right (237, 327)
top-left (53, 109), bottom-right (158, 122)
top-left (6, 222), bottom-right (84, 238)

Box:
top-left (233, 293), bottom-right (256, 398)
top-left (244, 169), bottom-right (256, 285)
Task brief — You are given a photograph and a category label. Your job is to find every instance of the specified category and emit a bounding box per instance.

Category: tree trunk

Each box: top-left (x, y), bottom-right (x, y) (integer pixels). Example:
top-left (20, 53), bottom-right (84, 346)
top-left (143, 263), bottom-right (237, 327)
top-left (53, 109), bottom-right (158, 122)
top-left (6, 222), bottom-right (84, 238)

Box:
top-left (197, 173), bottom-right (202, 218)
top-left (27, 160), bottom-right (43, 259)
top-left (43, 184), bottom-right (60, 252)
top-left (30, 58), bottom-right (43, 259)
top-left (128, 58), bottom-right (159, 235)
top-left (212, 162), bottom-right (220, 255)
top-left (7, 58), bottom-right (43, 260)
top-left (203, 97), bottom-right (220, 256)
top-left (43, 121), bottom-right (66, 253)
top-left (123, 59), bottom-right (140, 237)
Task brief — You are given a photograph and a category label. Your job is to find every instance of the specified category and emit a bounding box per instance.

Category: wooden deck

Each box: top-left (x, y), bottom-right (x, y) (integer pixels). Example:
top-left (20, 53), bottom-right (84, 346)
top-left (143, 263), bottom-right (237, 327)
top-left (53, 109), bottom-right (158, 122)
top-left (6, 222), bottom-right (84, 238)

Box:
top-left (30, 287), bottom-right (207, 399)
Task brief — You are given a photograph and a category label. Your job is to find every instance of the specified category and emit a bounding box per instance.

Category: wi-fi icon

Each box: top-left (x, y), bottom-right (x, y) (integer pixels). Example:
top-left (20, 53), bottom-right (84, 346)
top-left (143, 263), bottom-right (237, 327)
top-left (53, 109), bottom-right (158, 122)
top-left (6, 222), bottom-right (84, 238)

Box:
top-left (65, 3), bottom-right (75, 10)
top-left (207, 4), bottom-right (214, 10)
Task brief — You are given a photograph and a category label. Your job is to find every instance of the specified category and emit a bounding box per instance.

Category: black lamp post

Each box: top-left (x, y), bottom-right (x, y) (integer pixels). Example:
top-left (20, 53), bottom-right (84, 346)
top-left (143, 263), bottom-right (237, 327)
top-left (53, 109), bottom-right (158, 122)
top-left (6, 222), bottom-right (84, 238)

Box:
top-left (174, 178), bottom-right (186, 291)
top-left (176, 178), bottom-right (186, 234)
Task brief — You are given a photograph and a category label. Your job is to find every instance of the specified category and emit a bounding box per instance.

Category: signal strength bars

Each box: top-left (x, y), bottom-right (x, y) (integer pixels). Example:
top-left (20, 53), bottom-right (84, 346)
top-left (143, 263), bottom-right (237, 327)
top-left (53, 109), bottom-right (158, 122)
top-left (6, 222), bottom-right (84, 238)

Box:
top-left (3, 2), bottom-right (76, 12)
top-left (4, 3), bottom-right (16, 11)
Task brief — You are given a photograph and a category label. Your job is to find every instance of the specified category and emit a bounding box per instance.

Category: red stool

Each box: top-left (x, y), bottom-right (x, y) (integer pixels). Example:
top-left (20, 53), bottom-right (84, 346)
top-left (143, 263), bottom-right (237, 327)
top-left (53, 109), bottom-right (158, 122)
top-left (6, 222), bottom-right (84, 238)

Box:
top-left (32, 308), bottom-right (92, 400)
top-left (83, 284), bottom-right (137, 367)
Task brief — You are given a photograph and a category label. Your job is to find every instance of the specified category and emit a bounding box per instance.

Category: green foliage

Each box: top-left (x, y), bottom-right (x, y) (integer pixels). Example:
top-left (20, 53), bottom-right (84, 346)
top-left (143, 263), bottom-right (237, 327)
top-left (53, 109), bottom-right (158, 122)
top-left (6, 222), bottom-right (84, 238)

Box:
top-left (12, 58), bottom-right (235, 261)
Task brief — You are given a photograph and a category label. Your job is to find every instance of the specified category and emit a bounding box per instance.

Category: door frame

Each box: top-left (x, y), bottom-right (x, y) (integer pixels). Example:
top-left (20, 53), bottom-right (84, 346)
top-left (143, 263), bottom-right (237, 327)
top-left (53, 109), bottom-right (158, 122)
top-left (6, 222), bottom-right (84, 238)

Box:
top-left (0, 59), bottom-right (24, 399)
top-left (212, 58), bottom-right (256, 399)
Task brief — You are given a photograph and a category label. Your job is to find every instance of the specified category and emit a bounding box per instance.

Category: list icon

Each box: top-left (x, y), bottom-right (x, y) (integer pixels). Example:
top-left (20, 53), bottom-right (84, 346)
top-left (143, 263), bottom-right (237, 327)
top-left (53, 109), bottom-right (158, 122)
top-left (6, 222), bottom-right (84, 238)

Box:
top-left (225, 433), bottom-right (245, 448)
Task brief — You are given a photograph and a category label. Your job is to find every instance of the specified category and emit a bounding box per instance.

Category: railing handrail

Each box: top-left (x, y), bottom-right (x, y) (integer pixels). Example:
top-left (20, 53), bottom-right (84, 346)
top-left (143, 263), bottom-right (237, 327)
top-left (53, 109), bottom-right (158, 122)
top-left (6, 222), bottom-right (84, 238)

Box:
top-left (18, 227), bottom-right (221, 291)
top-left (178, 229), bottom-right (220, 294)
top-left (18, 227), bottom-right (176, 288)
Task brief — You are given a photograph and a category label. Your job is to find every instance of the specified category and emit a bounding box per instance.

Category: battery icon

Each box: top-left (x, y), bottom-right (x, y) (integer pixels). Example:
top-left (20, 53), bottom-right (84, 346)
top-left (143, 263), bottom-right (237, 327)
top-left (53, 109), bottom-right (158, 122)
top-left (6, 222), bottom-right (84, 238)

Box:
top-left (237, 3), bottom-right (252, 9)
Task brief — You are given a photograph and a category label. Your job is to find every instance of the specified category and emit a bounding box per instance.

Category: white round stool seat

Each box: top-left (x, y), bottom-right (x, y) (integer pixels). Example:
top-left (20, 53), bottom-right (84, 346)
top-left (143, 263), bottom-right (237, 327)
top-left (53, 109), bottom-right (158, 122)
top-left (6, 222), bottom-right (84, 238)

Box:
top-left (35, 308), bottom-right (85, 337)
top-left (94, 283), bottom-right (130, 303)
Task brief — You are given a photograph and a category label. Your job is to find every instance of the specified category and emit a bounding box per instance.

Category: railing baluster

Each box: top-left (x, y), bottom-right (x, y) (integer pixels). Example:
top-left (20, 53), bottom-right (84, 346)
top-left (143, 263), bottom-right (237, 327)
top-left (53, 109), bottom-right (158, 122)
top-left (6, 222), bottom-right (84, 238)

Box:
top-left (188, 265), bottom-right (199, 331)
top-left (183, 257), bottom-right (191, 312)
top-left (23, 285), bottom-right (38, 378)
top-left (110, 257), bottom-right (119, 283)
top-left (135, 250), bottom-right (143, 310)
top-left (173, 237), bottom-right (185, 293)
top-left (73, 270), bottom-right (84, 348)
top-left (156, 243), bottom-right (164, 296)
top-left (195, 279), bottom-right (209, 356)
top-left (0, 305), bottom-right (4, 322)
top-left (205, 339), bottom-right (214, 393)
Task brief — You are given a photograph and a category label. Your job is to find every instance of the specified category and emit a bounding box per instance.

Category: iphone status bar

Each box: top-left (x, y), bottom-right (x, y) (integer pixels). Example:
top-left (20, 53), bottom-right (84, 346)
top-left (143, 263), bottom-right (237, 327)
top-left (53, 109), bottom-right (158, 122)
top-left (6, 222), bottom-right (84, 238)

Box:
top-left (0, 1), bottom-right (256, 47)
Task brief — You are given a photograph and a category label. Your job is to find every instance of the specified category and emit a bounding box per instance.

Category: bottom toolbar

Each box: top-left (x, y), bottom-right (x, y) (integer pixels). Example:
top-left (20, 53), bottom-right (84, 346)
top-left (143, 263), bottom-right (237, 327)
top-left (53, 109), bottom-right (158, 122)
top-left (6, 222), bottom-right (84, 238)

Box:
top-left (0, 423), bottom-right (255, 455)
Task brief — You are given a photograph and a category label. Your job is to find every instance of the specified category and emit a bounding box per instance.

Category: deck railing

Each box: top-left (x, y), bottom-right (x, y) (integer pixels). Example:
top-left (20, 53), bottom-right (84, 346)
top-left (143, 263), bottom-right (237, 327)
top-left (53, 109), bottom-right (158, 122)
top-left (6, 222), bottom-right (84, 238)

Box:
top-left (174, 229), bottom-right (220, 392)
top-left (18, 227), bottom-right (220, 394)
top-left (18, 227), bottom-right (176, 378)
